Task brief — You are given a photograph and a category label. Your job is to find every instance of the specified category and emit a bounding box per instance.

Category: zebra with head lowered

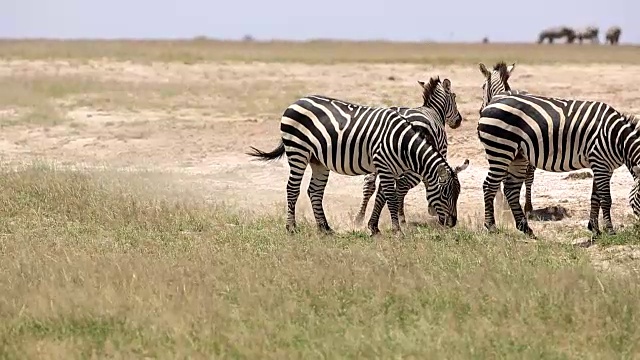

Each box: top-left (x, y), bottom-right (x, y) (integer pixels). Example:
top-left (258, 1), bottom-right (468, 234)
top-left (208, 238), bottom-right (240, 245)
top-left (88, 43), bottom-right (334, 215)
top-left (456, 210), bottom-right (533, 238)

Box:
top-left (477, 90), bottom-right (640, 241)
top-left (537, 26), bottom-right (576, 44)
top-left (478, 61), bottom-right (536, 217)
top-left (354, 77), bottom-right (466, 229)
top-left (247, 94), bottom-right (467, 235)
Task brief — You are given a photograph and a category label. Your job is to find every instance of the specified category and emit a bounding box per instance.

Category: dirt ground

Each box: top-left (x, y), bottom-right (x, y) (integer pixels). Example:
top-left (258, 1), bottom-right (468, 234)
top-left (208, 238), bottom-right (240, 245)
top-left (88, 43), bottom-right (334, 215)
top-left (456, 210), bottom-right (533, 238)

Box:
top-left (1, 59), bottom-right (639, 242)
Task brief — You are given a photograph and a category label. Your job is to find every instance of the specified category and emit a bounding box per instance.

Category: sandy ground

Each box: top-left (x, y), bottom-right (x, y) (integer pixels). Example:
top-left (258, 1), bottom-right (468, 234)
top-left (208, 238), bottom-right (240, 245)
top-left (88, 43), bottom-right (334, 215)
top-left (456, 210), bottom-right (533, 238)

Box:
top-left (1, 60), bottom-right (639, 246)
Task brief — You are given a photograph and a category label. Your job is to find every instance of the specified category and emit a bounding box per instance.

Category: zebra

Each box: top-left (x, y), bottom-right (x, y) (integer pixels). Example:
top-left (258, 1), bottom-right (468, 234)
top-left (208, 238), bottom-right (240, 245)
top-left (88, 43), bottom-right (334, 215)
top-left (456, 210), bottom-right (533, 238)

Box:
top-left (575, 26), bottom-right (600, 44)
top-left (478, 61), bottom-right (537, 217)
top-left (537, 26), bottom-right (576, 44)
top-left (477, 92), bottom-right (640, 240)
top-left (247, 93), bottom-right (467, 236)
top-left (354, 77), bottom-right (464, 227)
top-left (605, 26), bottom-right (622, 45)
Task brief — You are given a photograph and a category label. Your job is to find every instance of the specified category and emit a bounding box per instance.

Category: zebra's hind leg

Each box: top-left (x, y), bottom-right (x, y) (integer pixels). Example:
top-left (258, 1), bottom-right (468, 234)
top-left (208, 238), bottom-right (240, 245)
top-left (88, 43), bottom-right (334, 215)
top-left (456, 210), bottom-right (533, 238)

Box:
top-left (307, 158), bottom-right (334, 234)
top-left (523, 164), bottom-right (535, 218)
top-left (284, 152), bottom-right (309, 233)
top-left (482, 163), bottom-right (512, 233)
top-left (504, 155), bottom-right (535, 237)
top-left (354, 173), bottom-right (377, 226)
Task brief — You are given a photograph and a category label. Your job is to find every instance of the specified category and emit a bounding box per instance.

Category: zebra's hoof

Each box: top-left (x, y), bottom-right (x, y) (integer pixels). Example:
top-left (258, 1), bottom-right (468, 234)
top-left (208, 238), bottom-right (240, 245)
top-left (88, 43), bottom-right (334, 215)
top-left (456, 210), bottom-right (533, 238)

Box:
top-left (484, 223), bottom-right (498, 233)
top-left (286, 223), bottom-right (298, 233)
top-left (369, 227), bottom-right (381, 237)
top-left (605, 228), bottom-right (616, 236)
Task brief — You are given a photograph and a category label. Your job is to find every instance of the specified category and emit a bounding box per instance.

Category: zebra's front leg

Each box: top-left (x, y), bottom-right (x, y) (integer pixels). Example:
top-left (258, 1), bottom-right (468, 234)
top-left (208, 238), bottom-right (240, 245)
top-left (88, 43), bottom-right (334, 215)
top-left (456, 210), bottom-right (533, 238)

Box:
top-left (307, 162), bottom-right (334, 234)
top-left (587, 177), bottom-right (602, 238)
top-left (378, 172), bottom-right (403, 235)
top-left (354, 173), bottom-right (377, 226)
top-left (397, 173), bottom-right (423, 224)
top-left (367, 185), bottom-right (386, 236)
top-left (593, 168), bottom-right (615, 236)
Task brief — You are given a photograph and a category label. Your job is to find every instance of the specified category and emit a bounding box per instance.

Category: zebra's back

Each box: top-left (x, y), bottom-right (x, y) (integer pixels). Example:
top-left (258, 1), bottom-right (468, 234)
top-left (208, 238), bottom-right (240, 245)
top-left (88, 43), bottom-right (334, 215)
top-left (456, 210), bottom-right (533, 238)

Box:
top-left (390, 106), bottom-right (447, 158)
top-left (479, 93), bottom-right (617, 172)
top-left (281, 95), bottom-right (404, 176)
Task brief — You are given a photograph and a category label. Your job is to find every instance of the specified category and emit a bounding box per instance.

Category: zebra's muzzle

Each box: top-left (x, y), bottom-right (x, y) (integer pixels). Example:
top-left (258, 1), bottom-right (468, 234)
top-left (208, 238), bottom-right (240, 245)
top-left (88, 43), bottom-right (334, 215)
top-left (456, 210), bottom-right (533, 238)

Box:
top-left (445, 216), bottom-right (457, 228)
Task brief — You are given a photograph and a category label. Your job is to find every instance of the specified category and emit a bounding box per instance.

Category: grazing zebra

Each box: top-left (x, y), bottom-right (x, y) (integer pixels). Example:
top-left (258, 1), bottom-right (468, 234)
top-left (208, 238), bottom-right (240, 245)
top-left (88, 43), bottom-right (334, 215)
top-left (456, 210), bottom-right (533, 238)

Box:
top-left (605, 26), bottom-right (622, 45)
top-left (478, 61), bottom-right (537, 217)
top-left (537, 26), bottom-right (576, 44)
top-left (354, 77), bottom-right (463, 227)
top-left (576, 26), bottom-right (600, 44)
top-left (247, 94), bottom-right (466, 235)
top-left (477, 92), bottom-right (640, 240)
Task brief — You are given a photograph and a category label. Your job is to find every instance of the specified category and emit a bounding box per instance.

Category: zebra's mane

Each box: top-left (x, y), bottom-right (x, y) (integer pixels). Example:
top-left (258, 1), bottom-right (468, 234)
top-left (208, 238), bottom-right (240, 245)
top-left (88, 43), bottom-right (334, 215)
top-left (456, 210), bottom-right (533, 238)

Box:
top-left (421, 76), bottom-right (442, 106)
top-left (493, 61), bottom-right (512, 87)
top-left (623, 113), bottom-right (640, 129)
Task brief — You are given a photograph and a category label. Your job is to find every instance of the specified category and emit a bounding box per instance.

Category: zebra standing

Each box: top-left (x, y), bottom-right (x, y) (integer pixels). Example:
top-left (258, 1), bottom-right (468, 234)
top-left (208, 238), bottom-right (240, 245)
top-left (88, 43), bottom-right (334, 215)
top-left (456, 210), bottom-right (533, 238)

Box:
top-left (477, 92), bottom-right (640, 240)
top-left (247, 94), bottom-right (467, 236)
top-left (605, 26), bottom-right (622, 45)
top-left (575, 26), bottom-right (600, 44)
top-left (354, 77), bottom-right (464, 227)
top-left (537, 26), bottom-right (576, 44)
top-left (478, 61), bottom-right (537, 217)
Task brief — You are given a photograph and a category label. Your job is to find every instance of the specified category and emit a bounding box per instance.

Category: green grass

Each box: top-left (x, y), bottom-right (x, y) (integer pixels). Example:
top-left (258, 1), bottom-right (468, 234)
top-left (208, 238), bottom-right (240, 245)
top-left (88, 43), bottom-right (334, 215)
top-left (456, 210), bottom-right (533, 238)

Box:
top-left (1, 39), bottom-right (640, 64)
top-left (0, 164), bottom-right (639, 358)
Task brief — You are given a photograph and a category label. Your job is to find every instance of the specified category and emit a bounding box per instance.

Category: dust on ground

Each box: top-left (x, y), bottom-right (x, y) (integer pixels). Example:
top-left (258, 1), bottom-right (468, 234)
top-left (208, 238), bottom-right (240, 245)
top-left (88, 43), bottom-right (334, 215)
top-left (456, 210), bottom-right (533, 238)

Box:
top-left (1, 59), bottom-right (639, 271)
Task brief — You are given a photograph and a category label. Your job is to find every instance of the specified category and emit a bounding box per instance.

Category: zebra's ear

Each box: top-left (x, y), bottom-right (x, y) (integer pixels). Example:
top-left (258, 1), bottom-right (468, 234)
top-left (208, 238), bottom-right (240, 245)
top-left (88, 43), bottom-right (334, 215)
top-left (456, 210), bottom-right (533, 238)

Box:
top-left (455, 159), bottom-right (470, 174)
top-left (417, 80), bottom-right (426, 88)
top-left (436, 164), bottom-right (451, 182)
top-left (442, 78), bottom-right (451, 92)
top-left (479, 63), bottom-right (491, 78)
top-left (507, 63), bottom-right (516, 75)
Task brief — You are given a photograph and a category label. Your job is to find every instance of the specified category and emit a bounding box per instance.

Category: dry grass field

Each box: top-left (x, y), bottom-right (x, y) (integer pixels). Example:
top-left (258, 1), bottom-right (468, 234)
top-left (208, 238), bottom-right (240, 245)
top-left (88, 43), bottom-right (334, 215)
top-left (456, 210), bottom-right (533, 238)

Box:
top-left (1, 39), bottom-right (640, 358)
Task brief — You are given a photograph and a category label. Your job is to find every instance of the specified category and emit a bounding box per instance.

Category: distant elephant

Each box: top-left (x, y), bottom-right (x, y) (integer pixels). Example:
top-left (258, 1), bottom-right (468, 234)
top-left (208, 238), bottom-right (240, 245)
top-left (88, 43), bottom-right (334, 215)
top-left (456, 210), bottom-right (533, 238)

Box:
top-left (537, 26), bottom-right (576, 44)
top-left (605, 26), bottom-right (621, 45)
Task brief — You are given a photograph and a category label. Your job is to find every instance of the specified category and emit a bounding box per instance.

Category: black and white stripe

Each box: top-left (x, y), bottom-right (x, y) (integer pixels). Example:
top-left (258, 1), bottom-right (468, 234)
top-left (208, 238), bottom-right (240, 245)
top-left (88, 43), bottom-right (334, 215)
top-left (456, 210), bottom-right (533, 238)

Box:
top-left (354, 77), bottom-right (464, 227)
top-left (478, 61), bottom-right (537, 216)
top-left (477, 91), bottom-right (640, 239)
top-left (247, 93), bottom-right (467, 235)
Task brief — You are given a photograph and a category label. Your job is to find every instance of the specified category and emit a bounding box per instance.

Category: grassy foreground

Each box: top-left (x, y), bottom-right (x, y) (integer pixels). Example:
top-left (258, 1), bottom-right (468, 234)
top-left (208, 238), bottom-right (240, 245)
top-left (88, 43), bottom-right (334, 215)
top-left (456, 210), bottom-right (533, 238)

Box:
top-left (0, 165), bottom-right (639, 358)
top-left (1, 39), bottom-right (640, 64)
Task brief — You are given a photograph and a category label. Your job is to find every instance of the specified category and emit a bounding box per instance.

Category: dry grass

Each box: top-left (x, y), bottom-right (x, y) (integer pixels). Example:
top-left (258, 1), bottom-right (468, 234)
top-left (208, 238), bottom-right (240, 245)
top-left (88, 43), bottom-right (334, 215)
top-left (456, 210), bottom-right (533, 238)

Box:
top-left (0, 164), bottom-right (639, 358)
top-left (1, 39), bottom-right (640, 64)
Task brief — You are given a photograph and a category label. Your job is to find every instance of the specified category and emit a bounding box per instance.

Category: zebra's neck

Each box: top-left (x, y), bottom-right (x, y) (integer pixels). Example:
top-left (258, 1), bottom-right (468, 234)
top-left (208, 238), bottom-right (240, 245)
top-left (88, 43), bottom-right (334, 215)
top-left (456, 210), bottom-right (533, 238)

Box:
top-left (605, 115), bottom-right (640, 168)
top-left (621, 124), bottom-right (640, 169)
top-left (416, 106), bottom-right (445, 127)
top-left (401, 126), bottom-right (445, 181)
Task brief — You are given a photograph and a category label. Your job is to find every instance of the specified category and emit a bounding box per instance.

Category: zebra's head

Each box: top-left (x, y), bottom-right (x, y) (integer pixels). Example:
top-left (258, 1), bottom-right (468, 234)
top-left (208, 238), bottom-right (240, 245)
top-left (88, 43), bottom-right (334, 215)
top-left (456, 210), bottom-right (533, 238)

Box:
top-left (631, 165), bottom-right (640, 217)
top-left (430, 159), bottom-right (469, 227)
top-left (478, 61), bottom-right (516, 114)
top-left (418, 77), bottom-right (462, 129)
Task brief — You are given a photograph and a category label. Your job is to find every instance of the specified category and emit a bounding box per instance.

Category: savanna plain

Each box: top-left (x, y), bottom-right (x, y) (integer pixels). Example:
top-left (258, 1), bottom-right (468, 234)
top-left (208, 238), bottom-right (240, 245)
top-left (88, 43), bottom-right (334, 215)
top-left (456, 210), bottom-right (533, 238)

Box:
top-left (1, 40), bottom-right (640, 358)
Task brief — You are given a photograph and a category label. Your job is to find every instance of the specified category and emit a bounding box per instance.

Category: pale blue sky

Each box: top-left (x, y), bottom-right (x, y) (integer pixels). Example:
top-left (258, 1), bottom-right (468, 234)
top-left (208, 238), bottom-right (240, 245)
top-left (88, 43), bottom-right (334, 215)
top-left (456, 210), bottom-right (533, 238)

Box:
top-left (2, 0), bottom-right (638, 43)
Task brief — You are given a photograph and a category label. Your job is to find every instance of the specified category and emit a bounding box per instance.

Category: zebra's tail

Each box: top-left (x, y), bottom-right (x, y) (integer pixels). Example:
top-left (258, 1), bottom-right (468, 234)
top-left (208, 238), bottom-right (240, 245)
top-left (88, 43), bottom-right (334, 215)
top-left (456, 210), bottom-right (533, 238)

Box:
top-left (246, 141), bottom-right (286, 162)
